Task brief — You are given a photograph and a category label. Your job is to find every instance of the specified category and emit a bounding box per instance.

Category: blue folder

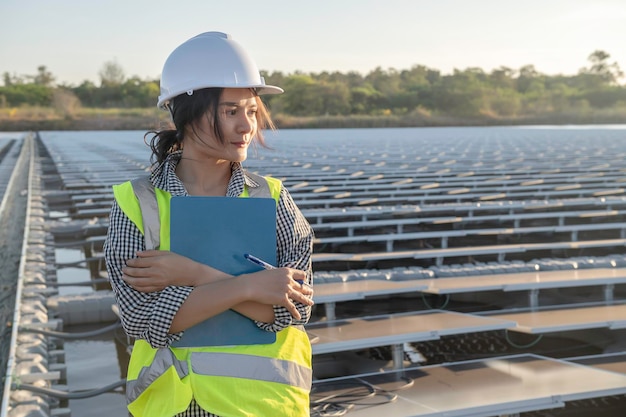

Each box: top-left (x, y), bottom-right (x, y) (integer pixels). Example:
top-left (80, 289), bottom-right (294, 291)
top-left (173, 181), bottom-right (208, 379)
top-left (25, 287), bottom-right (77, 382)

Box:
top-left (169, 196), bottom-right (277, 347)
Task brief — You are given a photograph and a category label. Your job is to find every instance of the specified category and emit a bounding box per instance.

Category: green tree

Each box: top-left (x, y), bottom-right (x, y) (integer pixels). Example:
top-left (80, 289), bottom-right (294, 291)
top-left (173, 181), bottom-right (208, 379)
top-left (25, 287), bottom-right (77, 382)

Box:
top-left (520, 78), bottom-right (550, 114)
top-left (432, 68), bottom-right (489, 116)
top-left (546, 82), bottom-right (576, 112)
top-left (261, 71), bottom-right (287, 110)
top-left (516, 65), bottom-right (542, 94)
top-left (2, 50), bottom-right (626, 124)
top-left (72, 80), bottom-right (99, 107)
top-left (487, 88), bottom-right (521, 117)
top-left (272, 74), bottom-right (318, 116)
top-left (2, 72), bottom-right (25, 86)
top-left (581, 87), bottom-right (626, 108)
top-left (0, 84), bottom-right (53, 106)
top-left (578, 50), bottom-right (624, 87)
top-left (99, 60), bottom-right (126, 87)
top-left (31, 65), bottom-right (55, 87)
top-left (317, 81), bottom-right (351, 115)
top-left (349, 84), bottom-right (382, 114)
top-left (120, 77), bottom-right (160, 107)
top-left (489, 67), bottom-right (516, 90)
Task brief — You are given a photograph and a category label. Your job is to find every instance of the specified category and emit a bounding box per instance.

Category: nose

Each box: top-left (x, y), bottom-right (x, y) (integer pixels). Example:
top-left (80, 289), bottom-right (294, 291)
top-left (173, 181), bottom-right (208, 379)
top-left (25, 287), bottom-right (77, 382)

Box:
top-left (236, 113), bottom-right (255, 134)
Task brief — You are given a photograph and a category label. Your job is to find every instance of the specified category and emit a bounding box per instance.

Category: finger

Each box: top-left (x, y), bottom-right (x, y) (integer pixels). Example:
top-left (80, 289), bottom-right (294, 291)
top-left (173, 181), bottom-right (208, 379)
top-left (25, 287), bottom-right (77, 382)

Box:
top-left (288, 287), bottom-right (314, 306)
top-left (295, 279), bottom-right (313, 289)
top-left (296, 293), bottom-right (315, 306)
top-left (294, 280), bottom-right (314, 296)
top-left (291, 270), bottom-right (307, 280)
top-left (122, 266), bottom-right (150, 278)
top-left (122, 274), bottom-right (146, 285)
top-left (122, 274), bottom-right (142, 288)
top-left (126, 257), bottom-right (154, 268)
top-left (123, 276), bottom-right (162, 293)
top-left (285, 299), bottom-right (302, 320)
top-left (122, 273), bottom-right (150, 286)
top-left (125, 258), bottom-right (141, 267)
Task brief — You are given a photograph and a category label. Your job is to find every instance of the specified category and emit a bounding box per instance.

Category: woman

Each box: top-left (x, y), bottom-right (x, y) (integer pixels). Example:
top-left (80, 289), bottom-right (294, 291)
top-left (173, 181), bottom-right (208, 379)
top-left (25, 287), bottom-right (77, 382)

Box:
top-left (104, 32), bottom-right (315, 417)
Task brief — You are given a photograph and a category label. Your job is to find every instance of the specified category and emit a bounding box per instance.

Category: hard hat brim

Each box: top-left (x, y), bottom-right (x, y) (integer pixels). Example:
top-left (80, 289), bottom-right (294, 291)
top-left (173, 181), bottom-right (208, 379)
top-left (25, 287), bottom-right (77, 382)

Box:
top-left (157, 84), bottom-right (283, 110)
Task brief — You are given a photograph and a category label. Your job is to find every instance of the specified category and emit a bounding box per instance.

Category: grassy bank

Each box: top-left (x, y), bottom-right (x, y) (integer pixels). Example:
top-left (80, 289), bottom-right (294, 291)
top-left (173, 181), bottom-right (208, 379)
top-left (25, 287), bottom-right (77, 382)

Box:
top-left (1, 106), bottom-right (626, 131)
top-left (0, 107), bottom-right (168, 131)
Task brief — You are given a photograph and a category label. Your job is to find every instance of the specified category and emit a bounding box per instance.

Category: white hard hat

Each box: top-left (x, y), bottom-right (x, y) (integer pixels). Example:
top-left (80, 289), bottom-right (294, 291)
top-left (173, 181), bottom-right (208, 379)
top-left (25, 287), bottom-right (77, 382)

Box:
top-left (157, 31), bottom-right (283, 109)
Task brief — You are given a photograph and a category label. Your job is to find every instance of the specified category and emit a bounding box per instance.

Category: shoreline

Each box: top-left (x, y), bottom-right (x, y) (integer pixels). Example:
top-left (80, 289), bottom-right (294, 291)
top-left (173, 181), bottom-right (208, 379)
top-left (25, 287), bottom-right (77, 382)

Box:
top-left (1, 112), bottom-right (626, 132)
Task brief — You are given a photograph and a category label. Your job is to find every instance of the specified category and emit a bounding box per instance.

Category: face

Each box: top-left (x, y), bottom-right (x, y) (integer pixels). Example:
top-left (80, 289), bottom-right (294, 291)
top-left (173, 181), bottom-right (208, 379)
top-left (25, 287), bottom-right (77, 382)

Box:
top-left (184, 88), bottom-right (258, 163)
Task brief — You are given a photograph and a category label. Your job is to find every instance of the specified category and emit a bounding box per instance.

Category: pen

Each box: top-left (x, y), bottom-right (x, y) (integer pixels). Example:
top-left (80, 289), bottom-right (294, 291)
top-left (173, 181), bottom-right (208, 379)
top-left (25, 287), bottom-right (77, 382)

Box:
top-left (244, 253), bottom-right (309, 287)
top-left (244, 253), bottom-right (276, 270)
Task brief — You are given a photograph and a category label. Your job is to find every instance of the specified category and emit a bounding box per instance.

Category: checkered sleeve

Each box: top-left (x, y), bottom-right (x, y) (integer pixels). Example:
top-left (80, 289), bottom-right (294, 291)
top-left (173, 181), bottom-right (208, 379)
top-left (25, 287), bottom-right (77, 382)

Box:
top-left (104, 200), bottom-right (193, 348)
top-left (255, 185), bottom-right (314, 332)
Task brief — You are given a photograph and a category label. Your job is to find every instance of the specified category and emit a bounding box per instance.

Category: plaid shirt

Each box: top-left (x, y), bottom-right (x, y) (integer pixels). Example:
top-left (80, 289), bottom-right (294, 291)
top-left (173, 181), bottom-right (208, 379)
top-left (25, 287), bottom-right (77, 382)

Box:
top-left (104, 151), bottom-right (313, 417)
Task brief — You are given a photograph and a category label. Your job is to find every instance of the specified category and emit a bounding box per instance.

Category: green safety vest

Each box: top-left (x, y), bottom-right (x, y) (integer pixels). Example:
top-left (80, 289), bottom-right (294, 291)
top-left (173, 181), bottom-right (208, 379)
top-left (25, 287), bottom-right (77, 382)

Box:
top-left (112, 173), bottom-right (312, 417)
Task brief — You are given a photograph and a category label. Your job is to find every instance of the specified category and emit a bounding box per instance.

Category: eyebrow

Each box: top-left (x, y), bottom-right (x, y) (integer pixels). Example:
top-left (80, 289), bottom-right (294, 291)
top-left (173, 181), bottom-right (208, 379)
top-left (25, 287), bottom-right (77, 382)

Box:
top-left (219, 101), bottom-right (258, 107)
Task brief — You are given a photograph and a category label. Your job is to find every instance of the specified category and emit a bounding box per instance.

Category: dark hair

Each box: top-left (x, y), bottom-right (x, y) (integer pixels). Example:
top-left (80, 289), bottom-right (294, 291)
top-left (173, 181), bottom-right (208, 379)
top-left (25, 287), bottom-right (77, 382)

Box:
top-left (145, 88), bottom-right (275, 166)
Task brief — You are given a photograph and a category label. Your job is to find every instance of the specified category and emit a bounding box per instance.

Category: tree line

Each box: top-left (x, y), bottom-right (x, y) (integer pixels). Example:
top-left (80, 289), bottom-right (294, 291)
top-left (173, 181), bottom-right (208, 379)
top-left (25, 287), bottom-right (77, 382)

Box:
top-left (1, 51), bottom-right (625, 121)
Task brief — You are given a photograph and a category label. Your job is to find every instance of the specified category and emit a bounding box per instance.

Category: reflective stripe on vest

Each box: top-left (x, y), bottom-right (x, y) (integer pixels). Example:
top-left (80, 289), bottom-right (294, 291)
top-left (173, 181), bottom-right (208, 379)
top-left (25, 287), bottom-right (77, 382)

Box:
top-left (190, 349), bottom-right (311, 390)
top-left (126, 347), bottom-right (189, 402)
top-left (130, 176), bottom-right (160, 250)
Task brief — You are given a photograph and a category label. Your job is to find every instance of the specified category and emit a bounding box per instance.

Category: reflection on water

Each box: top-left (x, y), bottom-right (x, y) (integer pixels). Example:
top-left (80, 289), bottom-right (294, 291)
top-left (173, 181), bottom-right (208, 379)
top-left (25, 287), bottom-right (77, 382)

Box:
top-left (55, 248), bottom-right (91, 296)
top-left (63, 324), bottom-right (129, 416)
top-left (55, 247), bottom-right (129, 416)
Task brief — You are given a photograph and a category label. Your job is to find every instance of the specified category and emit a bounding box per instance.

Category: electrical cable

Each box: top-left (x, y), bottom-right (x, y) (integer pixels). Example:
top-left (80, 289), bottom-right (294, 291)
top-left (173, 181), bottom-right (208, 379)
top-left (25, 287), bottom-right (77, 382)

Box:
top-left (310, 376), bottom-right (413, 416)
top-left (19, 321), bottom-right (122, 339)
top-left (37, 278), bottom-right (110, 287)
top-left (504, 329), bottom-right (543, 349)
top-left (421, 292), bottom-right (450, 310)
top-left (54, 257), bottom-right (104, 269)
top-left (12, 379), bottom-right (126, 399)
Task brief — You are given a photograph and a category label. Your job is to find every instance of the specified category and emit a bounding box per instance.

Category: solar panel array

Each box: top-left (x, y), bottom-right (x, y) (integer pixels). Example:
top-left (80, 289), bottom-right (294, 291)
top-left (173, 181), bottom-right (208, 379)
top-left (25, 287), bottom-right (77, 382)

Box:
top-left (39, 127), bottom-right (626, 275)
top-left (11, 127), bottom-right (626, 417)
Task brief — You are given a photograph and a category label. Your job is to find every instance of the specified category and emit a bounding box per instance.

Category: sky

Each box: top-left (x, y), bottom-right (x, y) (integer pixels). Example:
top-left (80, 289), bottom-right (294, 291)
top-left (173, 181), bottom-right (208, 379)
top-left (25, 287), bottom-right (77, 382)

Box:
top-left (1, 0), bottom-right (626, 86)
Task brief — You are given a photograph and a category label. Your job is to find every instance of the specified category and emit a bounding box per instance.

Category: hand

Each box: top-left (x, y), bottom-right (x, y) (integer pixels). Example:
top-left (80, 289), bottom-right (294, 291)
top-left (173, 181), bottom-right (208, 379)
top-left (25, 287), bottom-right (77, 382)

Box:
top-left (122, 250), bottom-right (226, 292)
top-left (240, 268), bottom-right (314, 320)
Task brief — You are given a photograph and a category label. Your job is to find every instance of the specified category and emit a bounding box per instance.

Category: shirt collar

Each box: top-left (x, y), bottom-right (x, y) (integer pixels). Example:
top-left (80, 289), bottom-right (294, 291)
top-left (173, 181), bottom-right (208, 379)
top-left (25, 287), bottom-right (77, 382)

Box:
top-left (150, 151), bottom-right (255, 197)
